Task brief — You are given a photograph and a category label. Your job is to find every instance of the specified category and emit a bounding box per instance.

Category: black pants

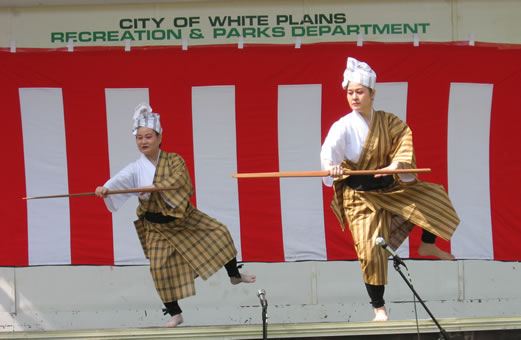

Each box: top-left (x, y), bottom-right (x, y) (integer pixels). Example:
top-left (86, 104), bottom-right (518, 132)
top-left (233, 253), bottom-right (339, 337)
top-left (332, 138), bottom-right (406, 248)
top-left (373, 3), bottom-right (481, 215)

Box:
top-left (224, 257), bottom-right (242, 278)
top-left (366, 229), bottom-right (436, 308)
top-left (163, 257), bottom-right (241, 316)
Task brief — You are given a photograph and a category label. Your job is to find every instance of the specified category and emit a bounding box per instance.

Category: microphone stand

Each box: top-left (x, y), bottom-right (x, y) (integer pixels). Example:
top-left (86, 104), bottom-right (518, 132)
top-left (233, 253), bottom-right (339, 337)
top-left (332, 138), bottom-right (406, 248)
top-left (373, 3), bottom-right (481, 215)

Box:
top-left (392, 257), bottom-right (450, 340)
top-left (258, 290), bottom-right (268, 340)
top-left (261, 299), bottom-right (268, 340)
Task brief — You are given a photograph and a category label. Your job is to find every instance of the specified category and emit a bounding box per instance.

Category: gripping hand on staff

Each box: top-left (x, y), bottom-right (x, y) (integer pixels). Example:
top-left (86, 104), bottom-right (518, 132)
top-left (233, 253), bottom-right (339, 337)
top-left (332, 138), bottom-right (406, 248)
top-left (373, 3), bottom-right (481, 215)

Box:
top-left (374, 162), bottom-right (404, 178)
top-left (324, 162), bottom-right (344, 177)
top-left (95, 186), bottom-right (109, 198)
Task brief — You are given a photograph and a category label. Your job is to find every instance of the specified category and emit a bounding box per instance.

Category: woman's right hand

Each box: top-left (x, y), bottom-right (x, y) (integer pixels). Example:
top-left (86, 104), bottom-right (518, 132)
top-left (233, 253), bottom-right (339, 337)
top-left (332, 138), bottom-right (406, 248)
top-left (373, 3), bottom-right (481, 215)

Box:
top-left (95, 186), bottom-right (109, 197)
top-left (326, 164), bottom-right (344, 177)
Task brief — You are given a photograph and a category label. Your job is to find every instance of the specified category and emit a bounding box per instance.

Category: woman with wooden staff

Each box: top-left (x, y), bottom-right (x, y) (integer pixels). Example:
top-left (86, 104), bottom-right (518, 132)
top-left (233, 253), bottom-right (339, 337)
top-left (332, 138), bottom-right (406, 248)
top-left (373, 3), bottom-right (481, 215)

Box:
top-left (320, 57), bottom-right (460, 322)
top-left (95, 103), bottom-right (255, 328)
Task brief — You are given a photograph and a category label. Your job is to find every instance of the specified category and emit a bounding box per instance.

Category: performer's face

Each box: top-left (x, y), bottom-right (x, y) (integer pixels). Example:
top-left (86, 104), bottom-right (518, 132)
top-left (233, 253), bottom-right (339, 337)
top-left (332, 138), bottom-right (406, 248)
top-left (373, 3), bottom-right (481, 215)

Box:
top-left (346, 82), bottom-right (374, 115)
top-left (136, 127), bottom-right (162, 156)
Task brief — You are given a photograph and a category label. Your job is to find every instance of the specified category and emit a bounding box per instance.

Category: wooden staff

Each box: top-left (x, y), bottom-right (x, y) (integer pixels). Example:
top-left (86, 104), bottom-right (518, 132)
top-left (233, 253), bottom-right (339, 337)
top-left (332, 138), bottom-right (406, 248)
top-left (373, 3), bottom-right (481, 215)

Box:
top-left (232, 168), bottom-right (431, 179)
top-left (22, 186), bottom-right (177, 200)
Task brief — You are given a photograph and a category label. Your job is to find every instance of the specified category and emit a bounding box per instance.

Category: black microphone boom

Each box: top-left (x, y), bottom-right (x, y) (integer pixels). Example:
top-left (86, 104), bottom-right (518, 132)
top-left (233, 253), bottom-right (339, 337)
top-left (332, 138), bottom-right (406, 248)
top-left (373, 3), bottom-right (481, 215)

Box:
top-left (375, 237), bottom-right (407, 268)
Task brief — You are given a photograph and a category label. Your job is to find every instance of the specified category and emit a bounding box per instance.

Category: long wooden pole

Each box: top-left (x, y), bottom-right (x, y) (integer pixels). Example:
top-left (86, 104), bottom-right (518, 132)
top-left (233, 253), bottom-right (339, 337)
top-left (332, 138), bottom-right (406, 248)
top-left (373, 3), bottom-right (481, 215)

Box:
top-left (232, 168), bottom-right (431, 179)
top-left (22, 186), bottom-right (177, 200)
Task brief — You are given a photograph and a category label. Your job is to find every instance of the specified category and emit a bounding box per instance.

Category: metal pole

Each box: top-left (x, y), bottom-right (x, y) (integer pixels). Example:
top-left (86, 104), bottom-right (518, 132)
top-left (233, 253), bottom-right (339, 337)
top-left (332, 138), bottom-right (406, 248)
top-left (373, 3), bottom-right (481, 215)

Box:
top-left (393, 260), bottom-right (450, 340)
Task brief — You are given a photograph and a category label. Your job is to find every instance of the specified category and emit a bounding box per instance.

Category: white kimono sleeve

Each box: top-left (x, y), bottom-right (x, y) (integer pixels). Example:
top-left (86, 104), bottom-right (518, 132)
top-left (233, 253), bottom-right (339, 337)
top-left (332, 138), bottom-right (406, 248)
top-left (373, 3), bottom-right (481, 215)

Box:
top-left (320, 111), bottom-right (369, 187)
top-left (102, 162), bottom-right (139, 212)
top-left (320, 121), bottom-right (348, 187)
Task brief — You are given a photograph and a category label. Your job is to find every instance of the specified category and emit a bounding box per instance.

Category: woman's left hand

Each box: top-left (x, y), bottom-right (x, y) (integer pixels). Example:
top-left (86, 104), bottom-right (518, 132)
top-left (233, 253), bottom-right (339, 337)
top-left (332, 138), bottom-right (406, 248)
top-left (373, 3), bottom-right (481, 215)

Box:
top-left (374, 162), bottom-right (400, 177)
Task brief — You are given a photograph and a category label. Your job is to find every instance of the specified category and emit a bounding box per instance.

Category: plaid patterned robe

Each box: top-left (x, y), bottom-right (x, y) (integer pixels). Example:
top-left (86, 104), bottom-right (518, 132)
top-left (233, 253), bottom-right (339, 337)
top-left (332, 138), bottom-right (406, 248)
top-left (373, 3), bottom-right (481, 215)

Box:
top-left (134, 151), bottom-right (237, 302)
top-left (330, 111), bottom-right (460, 286)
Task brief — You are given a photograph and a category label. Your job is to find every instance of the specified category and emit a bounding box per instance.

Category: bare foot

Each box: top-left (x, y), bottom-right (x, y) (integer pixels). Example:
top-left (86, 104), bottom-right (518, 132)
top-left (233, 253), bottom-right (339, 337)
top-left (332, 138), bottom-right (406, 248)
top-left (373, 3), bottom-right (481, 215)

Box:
top-left (418, 242), bottom-right (455, 260)
top-left (164, 313), bottom-right (183, 328)
top-left (230, 273), bottom-right (257, 285)
top-left (373, 306), bottom-right (389, 322)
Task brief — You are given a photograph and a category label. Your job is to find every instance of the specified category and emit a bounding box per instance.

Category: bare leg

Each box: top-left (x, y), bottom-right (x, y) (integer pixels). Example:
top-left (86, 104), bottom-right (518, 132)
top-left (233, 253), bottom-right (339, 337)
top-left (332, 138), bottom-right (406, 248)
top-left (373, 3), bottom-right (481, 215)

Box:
top-left (230, 273), bottom-right (257, 285)
top-left (164, 314), bottom-right (184, 328)
top-left (373, 306), bottom-right (389, 322)
top-left (418, 242), bottom-right (455, 260)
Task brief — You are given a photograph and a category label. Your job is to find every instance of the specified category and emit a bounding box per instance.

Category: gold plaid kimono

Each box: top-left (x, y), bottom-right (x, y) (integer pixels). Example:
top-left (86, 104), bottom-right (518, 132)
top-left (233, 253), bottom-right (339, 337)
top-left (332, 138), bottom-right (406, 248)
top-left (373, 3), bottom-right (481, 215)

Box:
top-left (134, 151), bottom-right (237, 302)
top-left (330, 111), bottom-right (460, 286)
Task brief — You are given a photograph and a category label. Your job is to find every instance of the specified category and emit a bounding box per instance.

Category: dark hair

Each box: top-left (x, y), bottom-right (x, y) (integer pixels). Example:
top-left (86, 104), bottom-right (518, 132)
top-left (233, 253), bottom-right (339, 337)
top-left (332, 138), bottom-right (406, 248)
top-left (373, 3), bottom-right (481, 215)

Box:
top-left (156, 131), bottom-right (162, 148)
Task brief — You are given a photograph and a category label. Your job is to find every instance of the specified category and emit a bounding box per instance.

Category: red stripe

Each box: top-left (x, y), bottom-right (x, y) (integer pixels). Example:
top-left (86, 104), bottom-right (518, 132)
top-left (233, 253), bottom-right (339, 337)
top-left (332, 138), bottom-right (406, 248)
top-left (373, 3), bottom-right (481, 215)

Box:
top-left (234, 47), bottom-right (285, 261)
top-left (0, 84), bottom-right (29, 266)
top-left (405, 60), bottom-right (452, 258)
top-left (236, 85), bottom-right (285, 261)
top-left (489, 52), bottom-right (521, 260)
top-left (63, 85), bottom-right (114, 265)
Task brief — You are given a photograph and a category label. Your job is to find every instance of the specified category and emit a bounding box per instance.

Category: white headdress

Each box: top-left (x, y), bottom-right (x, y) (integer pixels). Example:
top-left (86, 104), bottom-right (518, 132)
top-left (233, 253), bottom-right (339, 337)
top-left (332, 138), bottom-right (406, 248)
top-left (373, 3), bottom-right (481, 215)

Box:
top-left (342, 57), bottom-right (377, 89)
top-left (132, 103), bottom-right (162, 136)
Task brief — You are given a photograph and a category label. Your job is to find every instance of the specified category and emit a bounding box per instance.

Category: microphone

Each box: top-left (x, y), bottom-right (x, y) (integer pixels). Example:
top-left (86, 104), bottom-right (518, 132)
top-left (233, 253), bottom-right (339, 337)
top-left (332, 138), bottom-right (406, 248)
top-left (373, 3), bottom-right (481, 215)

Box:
top-left (376, 237), bottom-right (407, 268)
top-left (257, 289), bottom-right (267, 308)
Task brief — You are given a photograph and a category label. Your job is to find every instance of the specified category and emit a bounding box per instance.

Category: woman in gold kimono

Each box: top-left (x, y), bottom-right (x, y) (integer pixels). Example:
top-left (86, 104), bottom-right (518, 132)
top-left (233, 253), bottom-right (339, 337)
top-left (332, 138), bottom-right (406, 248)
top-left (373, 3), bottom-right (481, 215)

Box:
top-left (95, 103), bottom-right (255, 328)
top-left (320, 58), bottom-right (459, 322)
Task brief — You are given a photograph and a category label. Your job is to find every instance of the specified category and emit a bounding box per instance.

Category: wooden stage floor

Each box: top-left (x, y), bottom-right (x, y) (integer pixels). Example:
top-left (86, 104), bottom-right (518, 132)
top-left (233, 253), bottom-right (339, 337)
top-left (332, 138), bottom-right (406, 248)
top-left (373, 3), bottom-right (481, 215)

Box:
top-left (1, 316), bottom-right (521, 339)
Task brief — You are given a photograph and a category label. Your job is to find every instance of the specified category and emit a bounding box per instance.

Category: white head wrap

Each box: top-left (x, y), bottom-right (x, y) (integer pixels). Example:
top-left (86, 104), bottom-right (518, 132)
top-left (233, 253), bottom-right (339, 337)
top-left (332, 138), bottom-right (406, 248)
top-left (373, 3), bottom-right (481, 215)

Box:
top-left (132, 102), bottom-right (162, 136)
top-left (342, 57), bottom-right (377, 90)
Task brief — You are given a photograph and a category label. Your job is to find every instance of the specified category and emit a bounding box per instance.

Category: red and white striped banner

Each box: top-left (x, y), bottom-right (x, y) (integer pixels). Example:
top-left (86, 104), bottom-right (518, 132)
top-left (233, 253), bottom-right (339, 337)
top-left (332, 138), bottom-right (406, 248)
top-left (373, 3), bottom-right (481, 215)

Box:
top-left (1, 42), bottom-right (520, 266)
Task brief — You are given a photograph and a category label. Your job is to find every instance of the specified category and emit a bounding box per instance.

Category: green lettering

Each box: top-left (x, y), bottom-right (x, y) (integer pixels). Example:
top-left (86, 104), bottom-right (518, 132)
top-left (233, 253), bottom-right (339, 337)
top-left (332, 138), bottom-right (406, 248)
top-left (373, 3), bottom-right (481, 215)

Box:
top-left (418, 23), bottom-right (430, 33)
top-left (51, 32), bottom-right (65, 43)
top-left (121, 30), bottom-right (135, 41)
top-left (404, 23), bottom-right (418, 34)
top-left (65, 32), bottom-right (77, 42)
top-left (276, 15), bottom-right (289, 25)
top-left (391, 24), bottom-right (402, 34)
top-left (242, 27), bottom-right (256, 38)
top-left (151, 30), bottom-right (165, 40)
top-left (306, 25), bottom-right (318, 37)
top-left (79, 32), bottom-right (91, 42)
top-left (173, 17), bottom-right (188, 28)
top-left (291, 26), bottom-right (305, 37)
top-left (226, 28), bottom-right (240, 38)
top-left (167, 29), bottom-right (181, 40)
top-left (346, 25), bottom-right (360, 35)
top-left (134, 30), bottom-right (147, 40)
top-left (319, 25), bottom-right (331, 36)
top-left (258, 15), bottom-right (269, 26)
top-left (360, 24), bottom-right (371, 35)
top-left (331, 25), bottom-right (346, 36)
top-left (257, 27), bottom-right (270, 38)
top-left (373, 24), bottom-right (389, 35)
top-left (92, 31), bottom-right (106, 41)
top-left (213, 28), bottom-right (226, 38)
top-left (300, 14), bottom-right (313, 25)
top-left (120, 19), bottom-right (132, 29)
top-left (107, 31), bottom-right (119, 42)
top-left (272, 26), bottom-right (285, 37)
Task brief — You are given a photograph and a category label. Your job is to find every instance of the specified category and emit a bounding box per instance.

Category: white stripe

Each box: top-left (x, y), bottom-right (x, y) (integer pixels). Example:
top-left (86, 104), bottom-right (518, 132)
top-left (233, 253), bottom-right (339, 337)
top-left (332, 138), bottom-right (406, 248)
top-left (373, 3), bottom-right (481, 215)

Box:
top-left (374, 82), bottom-right (408, 122)
top-left (191, 86), bottom-right (242, 261)
top-left (278, 84), bottom-right (327, 261)
top-left (448, 83), bottom-right (494, 259)
top-left (20, 88), bottom-right (71, 265)
top-left (105, 89), bottom-right (149, 265)
top-left (374, 82), bottom-right (411, 258)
